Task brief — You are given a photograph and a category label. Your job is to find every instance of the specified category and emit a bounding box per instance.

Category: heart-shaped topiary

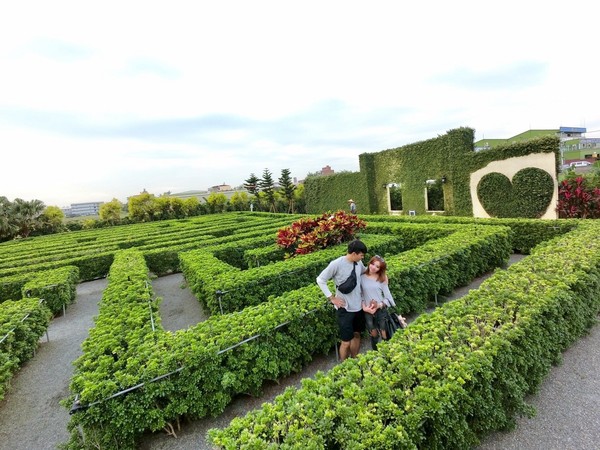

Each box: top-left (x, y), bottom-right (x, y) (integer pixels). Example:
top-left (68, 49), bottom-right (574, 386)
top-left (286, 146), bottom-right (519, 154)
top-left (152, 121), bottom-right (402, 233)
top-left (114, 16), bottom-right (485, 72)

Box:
top-left (477, 168), bottom-right (554, 218)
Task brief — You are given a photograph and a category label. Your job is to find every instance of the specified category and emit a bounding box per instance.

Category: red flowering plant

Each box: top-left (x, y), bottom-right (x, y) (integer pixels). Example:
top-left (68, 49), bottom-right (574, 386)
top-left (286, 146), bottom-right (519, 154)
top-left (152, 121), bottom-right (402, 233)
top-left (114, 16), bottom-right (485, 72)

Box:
top-left (557, 176), bottom-right (600, 219)
top-left (276, 210), bottom-right (367, 257)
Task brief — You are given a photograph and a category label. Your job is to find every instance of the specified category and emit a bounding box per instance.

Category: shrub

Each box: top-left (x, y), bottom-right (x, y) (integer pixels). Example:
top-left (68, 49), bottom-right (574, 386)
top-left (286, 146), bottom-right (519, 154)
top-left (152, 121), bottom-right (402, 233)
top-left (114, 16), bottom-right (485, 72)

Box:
top-left (557, 176), bottom-right (600, 218)
top-left (276, 210), bottom-right (366, 257)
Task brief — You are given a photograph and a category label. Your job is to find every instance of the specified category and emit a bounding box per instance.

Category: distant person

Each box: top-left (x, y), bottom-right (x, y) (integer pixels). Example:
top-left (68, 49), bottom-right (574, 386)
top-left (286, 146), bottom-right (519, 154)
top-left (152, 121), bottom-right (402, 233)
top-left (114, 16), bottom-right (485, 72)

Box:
top-left (361, 255), bottom-right (406, 350)
top-left (316, 239), bottom-right (367, 361)
top-left (348, 199), bottom-right (357, 214)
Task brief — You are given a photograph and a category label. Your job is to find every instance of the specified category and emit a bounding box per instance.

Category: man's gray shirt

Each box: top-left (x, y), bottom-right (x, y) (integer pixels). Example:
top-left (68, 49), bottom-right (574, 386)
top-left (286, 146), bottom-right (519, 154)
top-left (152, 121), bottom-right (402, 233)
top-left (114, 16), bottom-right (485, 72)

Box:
top-left (316, 255), bottom-right (365, 312)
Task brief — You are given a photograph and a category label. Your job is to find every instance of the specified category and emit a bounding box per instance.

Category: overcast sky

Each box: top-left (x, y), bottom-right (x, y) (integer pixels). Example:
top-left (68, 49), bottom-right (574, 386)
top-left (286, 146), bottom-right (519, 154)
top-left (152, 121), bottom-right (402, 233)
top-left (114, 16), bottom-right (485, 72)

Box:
top-left (1, 1), bottom-right (598, 207)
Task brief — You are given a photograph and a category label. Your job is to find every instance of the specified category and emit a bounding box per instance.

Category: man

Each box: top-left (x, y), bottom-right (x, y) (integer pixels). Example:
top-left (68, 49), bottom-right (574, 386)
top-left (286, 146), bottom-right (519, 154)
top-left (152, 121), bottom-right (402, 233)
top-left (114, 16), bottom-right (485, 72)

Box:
top-left (348, 199), bottom-right (357, 214)
top-left (317, 239), bottom-right (367, 360)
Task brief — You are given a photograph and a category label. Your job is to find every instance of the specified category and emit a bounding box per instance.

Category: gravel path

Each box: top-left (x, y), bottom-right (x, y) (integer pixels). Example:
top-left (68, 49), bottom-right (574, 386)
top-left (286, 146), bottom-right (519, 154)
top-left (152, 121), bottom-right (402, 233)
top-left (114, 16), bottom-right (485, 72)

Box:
top-left (0, 278), bottom-right (107, 450)
top-left (1, 258), bottom-right (599, 449)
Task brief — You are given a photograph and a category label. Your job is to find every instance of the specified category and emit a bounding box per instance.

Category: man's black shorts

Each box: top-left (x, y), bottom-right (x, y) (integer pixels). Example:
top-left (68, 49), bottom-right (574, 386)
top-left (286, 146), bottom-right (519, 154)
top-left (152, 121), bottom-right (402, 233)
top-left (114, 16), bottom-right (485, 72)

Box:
top-left (336, 308), bottom-right (365, 342)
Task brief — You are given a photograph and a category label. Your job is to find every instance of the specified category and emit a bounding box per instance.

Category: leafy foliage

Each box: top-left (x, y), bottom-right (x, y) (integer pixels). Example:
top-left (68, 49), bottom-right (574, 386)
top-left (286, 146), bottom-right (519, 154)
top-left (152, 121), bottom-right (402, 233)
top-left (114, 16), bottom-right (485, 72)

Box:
top-left (276, 210), bottom-right (366, 257)
top-left (99, 198), bottom-right (123, 224)
top-left (557, 176), bottom-right (600, 218)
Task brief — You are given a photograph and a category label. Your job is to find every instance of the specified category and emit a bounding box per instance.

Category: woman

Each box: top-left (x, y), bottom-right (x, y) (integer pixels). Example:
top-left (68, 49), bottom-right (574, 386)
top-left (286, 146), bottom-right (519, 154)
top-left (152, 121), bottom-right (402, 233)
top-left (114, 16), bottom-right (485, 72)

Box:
top-left (361, 255), bottom-right (406, 350)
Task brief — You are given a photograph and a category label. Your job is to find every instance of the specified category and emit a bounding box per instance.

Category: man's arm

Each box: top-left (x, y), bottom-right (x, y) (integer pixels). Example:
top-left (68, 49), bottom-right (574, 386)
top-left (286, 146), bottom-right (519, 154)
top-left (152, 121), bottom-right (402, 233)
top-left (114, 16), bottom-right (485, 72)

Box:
top-left (317, 261), bottom-right (345, 307)
top-left (316, 263), bottom-right (334, 298)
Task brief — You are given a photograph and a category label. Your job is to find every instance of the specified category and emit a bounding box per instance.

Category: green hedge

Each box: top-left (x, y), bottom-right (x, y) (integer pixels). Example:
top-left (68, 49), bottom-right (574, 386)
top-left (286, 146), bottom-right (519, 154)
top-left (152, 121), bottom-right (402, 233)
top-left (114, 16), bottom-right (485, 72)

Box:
top-left (180, 234), bottom-right (405, 315)
top-left (0, 214), bottom-right (291, 279)
top-left (22, 266), bottom-right (80, 314)
top-left (363, 214), bottom-right (575, 254)
top-left (0, 298), bottom-right (52, 401)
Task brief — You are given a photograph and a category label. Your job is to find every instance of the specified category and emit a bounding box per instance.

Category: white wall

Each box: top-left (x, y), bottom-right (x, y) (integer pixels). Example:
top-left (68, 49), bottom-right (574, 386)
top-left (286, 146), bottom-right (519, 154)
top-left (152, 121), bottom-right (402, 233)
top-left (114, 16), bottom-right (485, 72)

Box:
top-left (470, 153), bottom-right (558, 219)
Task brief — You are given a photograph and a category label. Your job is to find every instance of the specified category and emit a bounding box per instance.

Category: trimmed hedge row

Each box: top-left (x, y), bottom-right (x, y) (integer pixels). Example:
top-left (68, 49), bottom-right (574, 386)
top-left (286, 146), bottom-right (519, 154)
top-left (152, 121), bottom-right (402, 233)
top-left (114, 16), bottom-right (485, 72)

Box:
top-left (363, 214), bottom-right (576, 254)
top-left (0, 214), bottom-right (234, 268)
top-left (0, 273), bottom-right (33, 303)
top-left (69, 249), bottom-right (158, 407)
top-left (0, 216), bottom-right (293, 281)
top-left (241, 221), bottom-right (458, 269)
top-left (22, 266), bottom-right (80, 314)
top-left (385, 225), bottom-right (512, 313)
top-left (0, 298), bottom-right (52, 401)
top-left (180, 234), bottom-right (406, 315)
top-left (0, 214), bottom-right (292, 279)
top-left (207, 221), bottom-right (600, 449)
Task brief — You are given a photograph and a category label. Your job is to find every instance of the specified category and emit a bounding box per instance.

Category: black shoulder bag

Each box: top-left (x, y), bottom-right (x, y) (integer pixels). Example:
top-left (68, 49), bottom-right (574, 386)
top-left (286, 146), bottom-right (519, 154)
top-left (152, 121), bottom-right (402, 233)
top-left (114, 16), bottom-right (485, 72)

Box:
top-left (337, 262), bottom-right (357, 294)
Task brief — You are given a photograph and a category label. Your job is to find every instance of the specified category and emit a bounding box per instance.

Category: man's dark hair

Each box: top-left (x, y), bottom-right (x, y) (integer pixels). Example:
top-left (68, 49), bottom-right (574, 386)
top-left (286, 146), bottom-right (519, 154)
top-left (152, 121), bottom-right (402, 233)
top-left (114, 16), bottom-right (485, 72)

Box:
top-left (347, 239), bottom-right (367, 255)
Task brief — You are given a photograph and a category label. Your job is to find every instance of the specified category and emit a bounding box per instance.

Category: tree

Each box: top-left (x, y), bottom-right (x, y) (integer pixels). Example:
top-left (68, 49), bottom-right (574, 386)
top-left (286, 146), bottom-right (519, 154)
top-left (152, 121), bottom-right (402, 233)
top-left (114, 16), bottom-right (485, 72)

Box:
top-left (259, 168), bottom-right (277, 213)
top-left (36, 206), bottom-right (65, 235)
top-left (244, 173), bottom-right (261, 211)
top-left (183, 197), bottom-right (201, 216)
top-left (169, 197), bottom-right (186, 219)
top-left (205, 193), bottom-right (228, 214)
top-left (244, 173), bottom-right (260, 196)
top-left (278, 168), bottom-right (296, 213)
top-left (230, 191), bottom-right (250, 211)
top-left (128, 192), bottom-right (156, 222)
top-left (100, 199), bottom-right (123, 224)
top-left (0, 196), bottom-right (17, 241)
top-left (11, 198), bottom-right (45, 238)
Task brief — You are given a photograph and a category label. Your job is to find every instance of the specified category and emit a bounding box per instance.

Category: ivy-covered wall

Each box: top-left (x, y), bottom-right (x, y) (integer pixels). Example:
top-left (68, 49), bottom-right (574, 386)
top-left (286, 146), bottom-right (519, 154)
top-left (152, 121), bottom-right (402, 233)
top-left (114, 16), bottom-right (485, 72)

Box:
top-left (305, 127), bottom-right (560, 217)
top-left (305, 171), bottom-right (368, 214)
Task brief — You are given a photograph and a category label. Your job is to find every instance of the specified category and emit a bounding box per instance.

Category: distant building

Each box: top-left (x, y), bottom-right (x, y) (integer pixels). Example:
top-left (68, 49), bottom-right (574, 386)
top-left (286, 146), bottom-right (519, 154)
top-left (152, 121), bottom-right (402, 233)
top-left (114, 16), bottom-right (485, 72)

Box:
top-left (320, 165), bottom-right (334, 176)
top-left (474, 126), bottom-right (599, 165)
top-left (208, 183), bottom-right (232, 192)
top-left (62, 202), bottom-right (103, 217)
top-left (170, 188), bottom-right (239, 202)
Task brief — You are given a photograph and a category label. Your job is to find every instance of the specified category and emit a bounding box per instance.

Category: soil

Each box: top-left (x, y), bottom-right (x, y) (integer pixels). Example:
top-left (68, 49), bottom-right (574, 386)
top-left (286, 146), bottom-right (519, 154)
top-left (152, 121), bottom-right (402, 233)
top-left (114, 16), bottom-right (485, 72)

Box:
top-left (1, 256), bottom-right (599, 449)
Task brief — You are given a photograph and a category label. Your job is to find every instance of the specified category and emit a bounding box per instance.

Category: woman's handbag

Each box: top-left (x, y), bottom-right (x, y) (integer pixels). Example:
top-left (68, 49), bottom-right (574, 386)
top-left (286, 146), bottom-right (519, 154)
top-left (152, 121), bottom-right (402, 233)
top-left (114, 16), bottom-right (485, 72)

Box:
top-left (383, 309), bottom-right (399, 339)
top-left (384, 310), bottom-right (406, 339)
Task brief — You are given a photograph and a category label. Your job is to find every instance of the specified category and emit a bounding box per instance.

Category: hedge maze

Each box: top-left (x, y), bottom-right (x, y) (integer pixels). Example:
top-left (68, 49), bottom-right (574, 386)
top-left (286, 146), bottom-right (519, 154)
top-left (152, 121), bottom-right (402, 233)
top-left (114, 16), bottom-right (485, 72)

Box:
top-left (1, 212), bottom-right (599, 449)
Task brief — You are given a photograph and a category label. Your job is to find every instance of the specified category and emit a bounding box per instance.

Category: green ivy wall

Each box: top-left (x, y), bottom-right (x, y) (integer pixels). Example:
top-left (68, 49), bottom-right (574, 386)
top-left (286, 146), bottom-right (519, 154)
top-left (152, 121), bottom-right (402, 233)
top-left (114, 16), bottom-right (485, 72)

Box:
top-left (305, 127), bottom-right (560, 217)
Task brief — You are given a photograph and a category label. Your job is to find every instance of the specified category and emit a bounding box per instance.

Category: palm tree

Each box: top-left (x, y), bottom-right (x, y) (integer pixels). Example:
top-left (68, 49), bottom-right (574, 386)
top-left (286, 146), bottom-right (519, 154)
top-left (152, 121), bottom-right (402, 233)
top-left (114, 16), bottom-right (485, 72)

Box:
top-left (0, 196), bottom-right (18, 240)
top-left (11, 198), bottom-right (45, 238)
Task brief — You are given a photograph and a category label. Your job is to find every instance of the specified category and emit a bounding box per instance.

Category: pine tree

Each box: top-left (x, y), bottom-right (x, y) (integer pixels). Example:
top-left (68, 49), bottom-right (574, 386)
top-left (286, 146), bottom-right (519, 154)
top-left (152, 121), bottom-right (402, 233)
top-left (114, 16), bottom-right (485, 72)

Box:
top-left (259, 168), bottom-right (277, 213)
top-left (278, 168), bottom-right (296, 213)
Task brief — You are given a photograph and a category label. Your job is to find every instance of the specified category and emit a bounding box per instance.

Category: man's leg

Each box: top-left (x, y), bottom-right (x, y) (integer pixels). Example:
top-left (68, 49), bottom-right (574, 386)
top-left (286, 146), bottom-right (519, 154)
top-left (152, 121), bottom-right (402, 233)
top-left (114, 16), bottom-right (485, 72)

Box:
top-left (349, 331), bottom-right (361, 357)
top-left (339, 340), bottom-right (352, 360)
top-left (349, 310), bottom-right (365, 357)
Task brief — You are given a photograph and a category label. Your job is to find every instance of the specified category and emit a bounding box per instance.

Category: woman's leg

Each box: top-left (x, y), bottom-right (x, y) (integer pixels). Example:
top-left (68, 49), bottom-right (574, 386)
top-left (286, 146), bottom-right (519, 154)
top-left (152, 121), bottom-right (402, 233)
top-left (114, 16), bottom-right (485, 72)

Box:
top-left (365, 312), bottom-right (380, 349)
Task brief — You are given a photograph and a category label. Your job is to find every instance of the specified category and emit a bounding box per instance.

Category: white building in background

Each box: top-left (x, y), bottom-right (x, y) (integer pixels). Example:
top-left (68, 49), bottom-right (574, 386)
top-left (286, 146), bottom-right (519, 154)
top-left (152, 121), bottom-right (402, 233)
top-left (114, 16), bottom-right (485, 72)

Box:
top-left (62, 202), bottom-right (103, 217)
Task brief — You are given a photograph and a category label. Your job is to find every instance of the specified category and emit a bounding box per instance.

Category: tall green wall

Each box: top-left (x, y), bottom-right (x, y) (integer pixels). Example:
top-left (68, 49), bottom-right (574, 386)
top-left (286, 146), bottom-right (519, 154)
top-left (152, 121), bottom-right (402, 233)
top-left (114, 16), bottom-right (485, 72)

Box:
top-left (305, 127), bottom-right (560, 217)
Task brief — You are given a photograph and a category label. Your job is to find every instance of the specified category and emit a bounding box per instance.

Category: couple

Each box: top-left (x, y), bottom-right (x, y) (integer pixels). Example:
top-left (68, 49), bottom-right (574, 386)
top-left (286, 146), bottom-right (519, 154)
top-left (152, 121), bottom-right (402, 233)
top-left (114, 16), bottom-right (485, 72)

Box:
top-left (316, 239), bottom-right (406, 360)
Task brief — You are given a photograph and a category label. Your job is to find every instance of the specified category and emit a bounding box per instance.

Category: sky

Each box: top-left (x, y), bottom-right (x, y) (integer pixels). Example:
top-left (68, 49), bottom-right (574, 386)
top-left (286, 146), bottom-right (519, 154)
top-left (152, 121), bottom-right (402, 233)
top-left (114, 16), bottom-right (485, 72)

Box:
top-left (1, 1), bottom-right (599, 207)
